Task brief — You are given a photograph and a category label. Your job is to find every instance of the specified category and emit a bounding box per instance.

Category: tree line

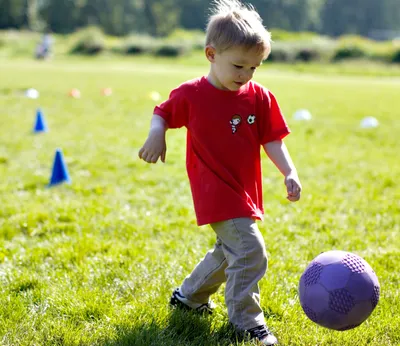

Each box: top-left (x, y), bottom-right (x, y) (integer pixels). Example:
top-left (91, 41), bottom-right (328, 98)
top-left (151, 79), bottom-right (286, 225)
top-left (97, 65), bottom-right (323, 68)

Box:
top-left (0, 0), bottom-right (399, 39)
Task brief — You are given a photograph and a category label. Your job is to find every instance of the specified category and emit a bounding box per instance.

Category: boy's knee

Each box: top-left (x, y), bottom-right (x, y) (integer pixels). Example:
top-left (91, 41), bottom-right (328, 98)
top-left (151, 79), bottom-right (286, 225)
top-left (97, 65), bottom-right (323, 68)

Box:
top-left (259, 248), bottom-right (268, 272)
top-left (249, 240), bottom-right (268, 272)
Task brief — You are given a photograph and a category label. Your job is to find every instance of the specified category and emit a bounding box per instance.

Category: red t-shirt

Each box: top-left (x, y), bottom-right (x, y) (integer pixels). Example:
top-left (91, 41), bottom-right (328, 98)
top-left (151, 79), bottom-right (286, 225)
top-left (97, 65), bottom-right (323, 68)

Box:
top-left (154, 76), bottom-right (290, 226)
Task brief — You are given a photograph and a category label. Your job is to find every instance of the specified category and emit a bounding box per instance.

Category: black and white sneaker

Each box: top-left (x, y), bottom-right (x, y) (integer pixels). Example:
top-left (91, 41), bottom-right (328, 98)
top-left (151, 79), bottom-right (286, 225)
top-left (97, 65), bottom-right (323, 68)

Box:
top-left (246, 325), bottom-right (278, 345)
top-left (169, 287), bottom-right (216, 314)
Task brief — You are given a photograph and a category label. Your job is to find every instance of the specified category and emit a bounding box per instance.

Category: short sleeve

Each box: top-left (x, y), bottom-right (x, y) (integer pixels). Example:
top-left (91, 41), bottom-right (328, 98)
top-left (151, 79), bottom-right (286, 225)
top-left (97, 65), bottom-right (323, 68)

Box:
top-left (258, 88), bottom-right (290, 144)
top-left (154, 85), bottom-right (189, 129)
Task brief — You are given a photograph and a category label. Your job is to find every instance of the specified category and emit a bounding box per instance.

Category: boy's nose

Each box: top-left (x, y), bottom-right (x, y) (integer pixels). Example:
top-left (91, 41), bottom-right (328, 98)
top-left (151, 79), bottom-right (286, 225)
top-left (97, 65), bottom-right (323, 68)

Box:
top-left (240, 70), bottom-right (253, 81)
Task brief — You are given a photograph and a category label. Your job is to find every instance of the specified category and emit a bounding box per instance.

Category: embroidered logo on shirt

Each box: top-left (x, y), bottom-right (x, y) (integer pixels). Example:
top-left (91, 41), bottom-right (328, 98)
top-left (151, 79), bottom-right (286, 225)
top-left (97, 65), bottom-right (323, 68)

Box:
top-left (247, 114), bottom-right (256, 125)
top-left (230, 115), bottom-right (242, 133)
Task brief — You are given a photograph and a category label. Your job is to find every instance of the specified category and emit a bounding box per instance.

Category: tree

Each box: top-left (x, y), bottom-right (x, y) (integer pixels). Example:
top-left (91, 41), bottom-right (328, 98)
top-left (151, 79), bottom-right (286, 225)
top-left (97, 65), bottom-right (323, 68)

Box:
top-left (249, 0), bottom-right (323, 32)
top-left (40, 0), bottom-right (81, 33)
top-left (0, 0), bottom-right (399, 38)
top-left (144, 0), bottom-right (182, 36)
top-left (320, 0), bottom-right (400, 37)
top-left (180, 0), bottom-right (209, 31)
top-left (0, 0), bottom-right (26, 29)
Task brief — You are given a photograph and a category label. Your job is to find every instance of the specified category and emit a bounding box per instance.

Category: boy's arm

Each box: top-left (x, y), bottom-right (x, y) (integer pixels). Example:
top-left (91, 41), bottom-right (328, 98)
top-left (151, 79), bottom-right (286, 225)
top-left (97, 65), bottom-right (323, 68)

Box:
top-left (263, 140), bottom-right (302, 202)
top-left (138, 114), bottom-right (168, 164)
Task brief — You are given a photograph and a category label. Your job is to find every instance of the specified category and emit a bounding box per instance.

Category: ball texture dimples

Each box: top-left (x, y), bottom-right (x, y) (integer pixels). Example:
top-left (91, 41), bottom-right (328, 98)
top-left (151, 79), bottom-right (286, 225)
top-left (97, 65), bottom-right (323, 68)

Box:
top-left (342, 253), bottom-right (366, 273)
top-left (329, 289), bottom-right (355, 314)
top-left (304, 262), bottom-right (323, 286)
top-left (299, 250), bottom-right (380, 331)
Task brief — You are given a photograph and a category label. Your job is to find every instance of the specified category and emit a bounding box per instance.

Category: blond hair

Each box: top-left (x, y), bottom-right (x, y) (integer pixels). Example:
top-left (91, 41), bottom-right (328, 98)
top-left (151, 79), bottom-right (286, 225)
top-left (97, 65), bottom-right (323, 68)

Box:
top-left (206, 0), bottom-right (271, 55)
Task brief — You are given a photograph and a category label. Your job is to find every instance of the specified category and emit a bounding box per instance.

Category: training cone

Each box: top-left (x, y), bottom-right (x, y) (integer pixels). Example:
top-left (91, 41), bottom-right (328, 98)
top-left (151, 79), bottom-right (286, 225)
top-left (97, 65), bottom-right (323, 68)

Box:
top-left (101, 87), bottom-right (112, 96)
top-left (68, 88), bottom-right (81, 98)
top-left (293, 109), bottom-right (312, 121)
top-left (360, 116), bottom-right (379, 128)
top-left (33, 108), bottom-right (48, 133)
top-left (49, 149), bottom-right (71, 186)
top-left (25, 88), bottom-right (40, 99)
top-left (149, 91), bottom-right (161, 101)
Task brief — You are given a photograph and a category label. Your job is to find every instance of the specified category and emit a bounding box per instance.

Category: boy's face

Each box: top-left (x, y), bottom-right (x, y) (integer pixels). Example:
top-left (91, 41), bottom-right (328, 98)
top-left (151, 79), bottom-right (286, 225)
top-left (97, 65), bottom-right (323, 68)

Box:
top-left (206, 45), bottom-right (269, 91)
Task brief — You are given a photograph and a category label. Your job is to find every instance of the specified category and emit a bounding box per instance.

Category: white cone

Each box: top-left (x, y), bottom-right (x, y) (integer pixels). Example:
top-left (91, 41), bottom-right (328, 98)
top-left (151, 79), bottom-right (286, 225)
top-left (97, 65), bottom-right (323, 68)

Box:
top-left (25, 88), bottom-right (39, 99)
top-left (360, 117), bottom-right (379, 128)
top-left (293, 109), bottom-right (312, 121)
top-left (149, 91), bottom-right (161, 102)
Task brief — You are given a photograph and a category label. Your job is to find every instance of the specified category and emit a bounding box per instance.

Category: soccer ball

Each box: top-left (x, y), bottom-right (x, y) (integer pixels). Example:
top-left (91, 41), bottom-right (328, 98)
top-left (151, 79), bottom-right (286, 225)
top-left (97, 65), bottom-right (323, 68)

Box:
top-left (298, 250), bottom-right (380, 331)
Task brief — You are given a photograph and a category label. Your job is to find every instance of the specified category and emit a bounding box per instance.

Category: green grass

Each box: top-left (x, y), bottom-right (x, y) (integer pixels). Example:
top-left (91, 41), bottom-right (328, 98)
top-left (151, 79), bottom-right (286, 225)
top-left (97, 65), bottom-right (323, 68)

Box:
top-left (0, 57), bottom-right (399, 346)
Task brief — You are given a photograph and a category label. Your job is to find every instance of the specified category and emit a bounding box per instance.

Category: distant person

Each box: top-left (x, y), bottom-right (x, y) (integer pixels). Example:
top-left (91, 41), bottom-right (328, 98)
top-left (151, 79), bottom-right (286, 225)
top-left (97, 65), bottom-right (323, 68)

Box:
top-left (138, 0), bottom-right (302, 344)
top-left (35, 30), bottom-right (53, 60)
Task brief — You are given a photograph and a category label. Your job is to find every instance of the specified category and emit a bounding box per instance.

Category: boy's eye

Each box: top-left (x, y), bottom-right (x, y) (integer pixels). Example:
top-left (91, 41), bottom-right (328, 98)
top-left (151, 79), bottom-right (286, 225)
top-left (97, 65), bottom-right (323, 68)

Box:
top-left (251, 67), bottom-right (257, 70)
top-left (233, 65), bottom-right (243, 69)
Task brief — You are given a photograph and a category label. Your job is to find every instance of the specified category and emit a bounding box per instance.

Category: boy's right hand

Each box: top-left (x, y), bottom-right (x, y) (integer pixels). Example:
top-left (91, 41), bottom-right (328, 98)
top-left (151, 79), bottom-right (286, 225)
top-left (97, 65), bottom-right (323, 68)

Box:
top-left (138, 129), bottom-right (167, 163)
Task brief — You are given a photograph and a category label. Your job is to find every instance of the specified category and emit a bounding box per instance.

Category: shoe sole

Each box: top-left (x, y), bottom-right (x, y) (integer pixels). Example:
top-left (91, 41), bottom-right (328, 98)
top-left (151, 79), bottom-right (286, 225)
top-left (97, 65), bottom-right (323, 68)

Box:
top-left (170, 291), bottom-right (214, 315)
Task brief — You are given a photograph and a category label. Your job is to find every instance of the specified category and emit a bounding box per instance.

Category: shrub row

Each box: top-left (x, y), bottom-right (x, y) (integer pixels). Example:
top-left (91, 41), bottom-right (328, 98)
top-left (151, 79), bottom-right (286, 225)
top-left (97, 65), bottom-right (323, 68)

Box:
top-left (2, 27), bottom-right (399, 63)
top-left (121, 34), bottom-right (194, 57)
top-left (69, 28), bottom-right (400, 64)
top-left (70, 27), bottom-right (105, 55)
top-left (70, 27), bottom-right (202, 57)
top-left (267, 36), bottom-right (400, 64)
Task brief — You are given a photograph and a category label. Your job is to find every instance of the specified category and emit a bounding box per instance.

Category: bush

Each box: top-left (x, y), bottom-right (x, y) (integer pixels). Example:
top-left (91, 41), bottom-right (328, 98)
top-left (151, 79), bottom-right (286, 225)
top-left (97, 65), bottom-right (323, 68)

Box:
top-left (391, 49), bottom-right (400, 63)
top-left (125, 45), bottom-right (146, 55)
top-left (167, 29), bottom-right (205, 51)
top-left (295, 48), bottom-right (322, 62)
top-left (0, 30), bottom-right (39, 57)
top-left (154, 43), bottom-right (189, 57)
top-left (269, 39), bottom-right (335, 63)
top-left (270, 28), bottom-right (322, 42)
top-left (332, 35), bottom-right (399, 63)
top-left (332, 36), bottom-right (374, 61)
top-left (123, 35), bottom-right (156, 55)
top-left (333, 45), bottom-right (367, 61)
top-left (119, 34), bottom-right (192, 57)
top-left (268, 44), bottom-right (294, 62)
top-left (70, 27), bottom-right (105, 55)
top-left (167, 28), bottom-right (205, 42)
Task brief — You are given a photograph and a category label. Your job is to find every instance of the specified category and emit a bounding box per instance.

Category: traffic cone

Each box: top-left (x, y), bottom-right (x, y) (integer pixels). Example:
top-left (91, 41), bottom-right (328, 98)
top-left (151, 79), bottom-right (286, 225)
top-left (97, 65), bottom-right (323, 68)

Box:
top-left (49, 149), bottom-right (71, 186)
top-left (33, 108), bottom-right (48, 133)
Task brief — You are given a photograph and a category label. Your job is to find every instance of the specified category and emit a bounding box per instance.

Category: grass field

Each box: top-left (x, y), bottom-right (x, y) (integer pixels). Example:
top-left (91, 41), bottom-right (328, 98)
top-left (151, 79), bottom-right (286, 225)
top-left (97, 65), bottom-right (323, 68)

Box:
top-left (0, 57), bottom-right (399, 346)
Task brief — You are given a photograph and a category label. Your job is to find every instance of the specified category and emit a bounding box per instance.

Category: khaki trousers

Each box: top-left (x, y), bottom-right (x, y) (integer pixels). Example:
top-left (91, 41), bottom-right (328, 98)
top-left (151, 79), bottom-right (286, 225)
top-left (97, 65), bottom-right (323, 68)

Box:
top-left (180, 217), bottom-right (268, 330)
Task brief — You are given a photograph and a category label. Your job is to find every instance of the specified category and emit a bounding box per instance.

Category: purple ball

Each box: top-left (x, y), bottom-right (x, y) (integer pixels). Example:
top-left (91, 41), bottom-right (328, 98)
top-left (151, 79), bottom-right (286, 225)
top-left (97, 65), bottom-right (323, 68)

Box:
top-left (299, 250), bottom-right (380, 331)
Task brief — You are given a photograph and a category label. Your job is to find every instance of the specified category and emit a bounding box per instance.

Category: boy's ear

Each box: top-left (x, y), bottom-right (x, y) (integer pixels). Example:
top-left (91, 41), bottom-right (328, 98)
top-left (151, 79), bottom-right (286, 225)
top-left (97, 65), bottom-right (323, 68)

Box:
top-left (205, 46), bottom-right (216, 62)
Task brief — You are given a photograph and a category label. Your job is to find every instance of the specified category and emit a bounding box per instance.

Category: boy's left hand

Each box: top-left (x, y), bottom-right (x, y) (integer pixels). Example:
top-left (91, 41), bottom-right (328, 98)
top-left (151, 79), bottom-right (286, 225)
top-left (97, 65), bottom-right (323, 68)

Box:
top-left (285, 171), bottom-right (302, 202)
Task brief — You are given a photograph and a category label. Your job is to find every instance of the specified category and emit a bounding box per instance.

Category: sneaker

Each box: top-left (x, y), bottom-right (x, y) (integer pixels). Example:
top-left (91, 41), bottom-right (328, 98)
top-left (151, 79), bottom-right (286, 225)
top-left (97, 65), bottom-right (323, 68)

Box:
top-left (246, 325), bottom-right (278, 345)
top-left (169, 287), bottom-right (216, 314)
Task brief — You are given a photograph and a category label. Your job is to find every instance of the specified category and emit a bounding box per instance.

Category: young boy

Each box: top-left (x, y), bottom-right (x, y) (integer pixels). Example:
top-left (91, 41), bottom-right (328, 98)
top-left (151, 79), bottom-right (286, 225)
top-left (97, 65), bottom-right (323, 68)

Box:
top-left (138, 0), bottom-right (302, 344)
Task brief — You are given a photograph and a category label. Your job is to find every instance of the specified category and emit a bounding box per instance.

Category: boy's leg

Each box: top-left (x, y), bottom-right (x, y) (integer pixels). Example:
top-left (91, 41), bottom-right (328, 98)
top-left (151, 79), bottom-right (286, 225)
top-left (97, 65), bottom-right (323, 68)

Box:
top-left (180, 237), bottom-right (227, 303)
top-left (211, 218), bottom-right (267, 330)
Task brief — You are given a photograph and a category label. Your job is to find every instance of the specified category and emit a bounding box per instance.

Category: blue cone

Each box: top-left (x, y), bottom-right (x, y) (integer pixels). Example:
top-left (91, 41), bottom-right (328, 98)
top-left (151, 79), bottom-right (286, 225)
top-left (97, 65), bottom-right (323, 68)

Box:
top-left (49, 149), bottom-right (71, 186)
top-left (34, 108), bottom-right (48, 133)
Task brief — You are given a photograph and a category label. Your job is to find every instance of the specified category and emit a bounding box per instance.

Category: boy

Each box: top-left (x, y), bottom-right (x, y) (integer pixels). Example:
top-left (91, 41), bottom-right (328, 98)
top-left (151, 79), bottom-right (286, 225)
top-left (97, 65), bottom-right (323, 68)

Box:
top-left (138, 0), bottom-right (302, 344)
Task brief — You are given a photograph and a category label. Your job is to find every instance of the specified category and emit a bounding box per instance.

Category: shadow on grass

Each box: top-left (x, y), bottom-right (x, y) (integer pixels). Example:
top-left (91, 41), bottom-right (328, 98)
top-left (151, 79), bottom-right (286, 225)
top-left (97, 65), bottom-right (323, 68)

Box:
top-left (104, 308), bottom-right (246, 346)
